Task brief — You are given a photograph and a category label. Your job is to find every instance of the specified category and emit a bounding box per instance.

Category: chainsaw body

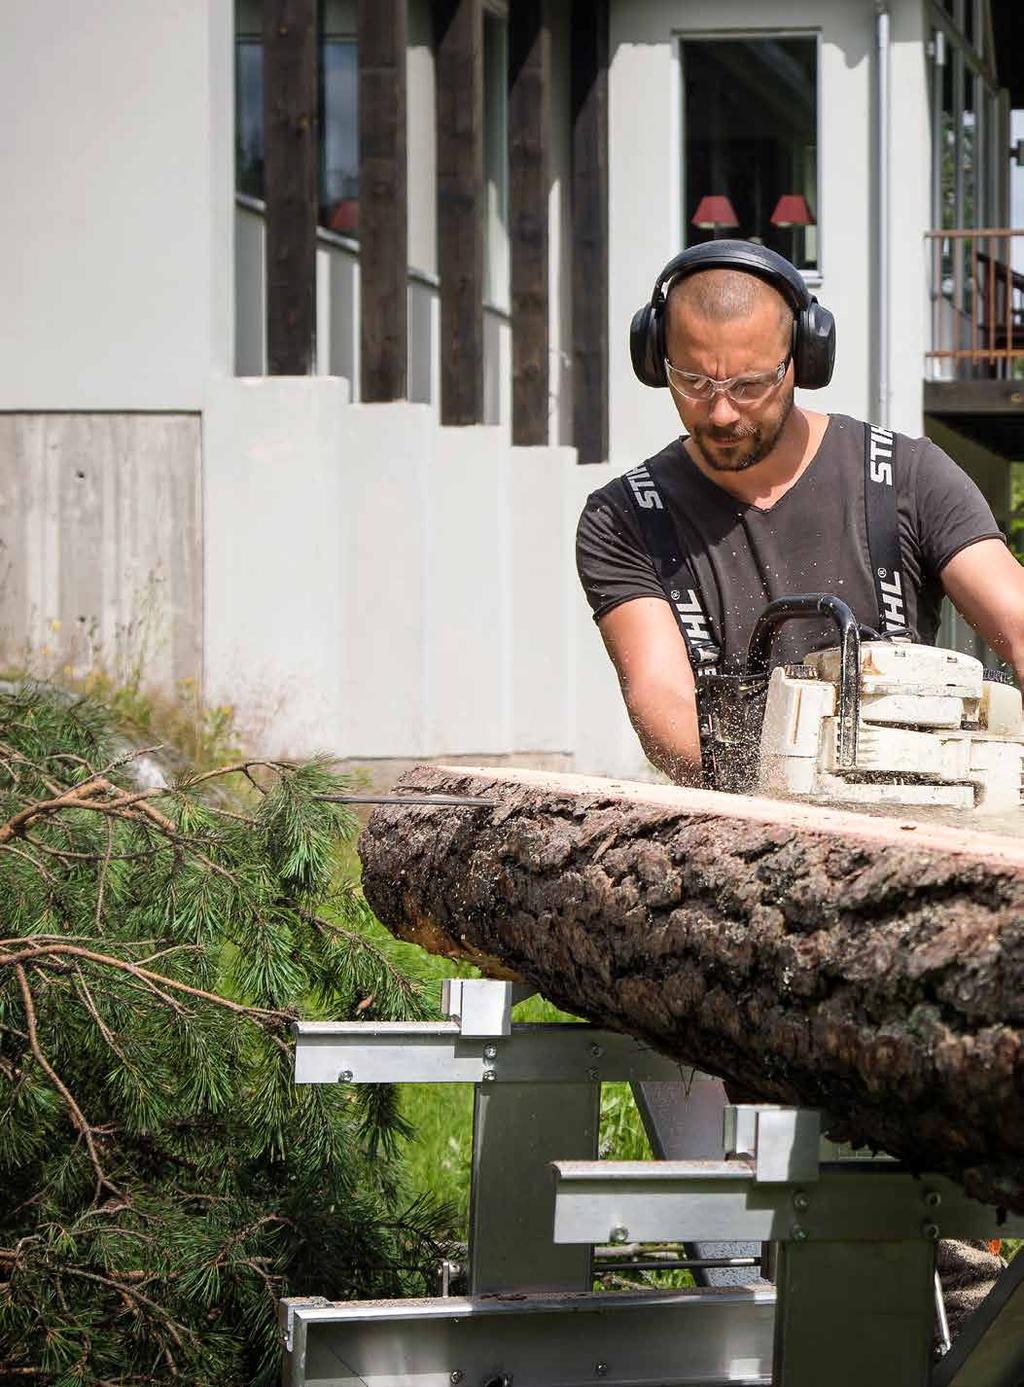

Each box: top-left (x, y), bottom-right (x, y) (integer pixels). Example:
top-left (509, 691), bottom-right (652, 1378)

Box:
top-left (696, 594), bottom-right (1024, 811)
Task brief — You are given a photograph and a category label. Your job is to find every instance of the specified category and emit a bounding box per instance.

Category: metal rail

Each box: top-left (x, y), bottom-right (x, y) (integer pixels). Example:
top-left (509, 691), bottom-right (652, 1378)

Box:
top-left (926, 227), bottom-right (1024, 376)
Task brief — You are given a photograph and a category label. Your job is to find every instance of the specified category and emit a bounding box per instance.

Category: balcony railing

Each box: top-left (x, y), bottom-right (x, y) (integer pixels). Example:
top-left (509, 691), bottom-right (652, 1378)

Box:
top-left (925, 228), bottom-right (1024, 380)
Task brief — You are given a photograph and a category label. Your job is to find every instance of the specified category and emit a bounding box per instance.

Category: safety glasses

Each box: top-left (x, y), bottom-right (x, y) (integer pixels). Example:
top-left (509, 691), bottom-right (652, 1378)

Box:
top-left (664, 353), bottom-right (791, 406)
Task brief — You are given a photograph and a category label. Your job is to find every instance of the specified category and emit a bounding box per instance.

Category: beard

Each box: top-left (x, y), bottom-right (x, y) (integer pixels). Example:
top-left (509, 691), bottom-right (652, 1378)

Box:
top-left (690, 384), bottom-right (795, 473)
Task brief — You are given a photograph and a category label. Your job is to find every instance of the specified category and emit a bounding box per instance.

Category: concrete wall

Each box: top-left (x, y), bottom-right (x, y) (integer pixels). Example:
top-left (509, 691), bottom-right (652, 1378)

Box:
top-left (0, 0), bottom-right (234, 411)
top-left (0, 414), bottom-right (203, 689)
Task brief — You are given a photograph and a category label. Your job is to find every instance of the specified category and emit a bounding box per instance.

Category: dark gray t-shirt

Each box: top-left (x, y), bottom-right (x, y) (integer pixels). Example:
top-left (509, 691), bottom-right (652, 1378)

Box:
top-left (576, 414), bottom-right (1003, 672)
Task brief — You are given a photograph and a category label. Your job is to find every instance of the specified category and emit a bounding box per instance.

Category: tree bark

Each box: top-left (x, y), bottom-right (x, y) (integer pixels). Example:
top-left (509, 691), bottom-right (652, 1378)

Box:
top-left (360, 764), bottom-right (1024, 1212)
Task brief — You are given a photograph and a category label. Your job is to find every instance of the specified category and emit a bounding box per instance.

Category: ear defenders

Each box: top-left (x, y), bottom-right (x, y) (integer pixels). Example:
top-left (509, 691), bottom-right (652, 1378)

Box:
top-left (629, 239), bottom-right (835, 391)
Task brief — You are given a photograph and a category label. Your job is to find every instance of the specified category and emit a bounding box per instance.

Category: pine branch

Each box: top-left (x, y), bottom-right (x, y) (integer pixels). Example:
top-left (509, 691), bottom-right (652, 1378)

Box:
top-left (2, 944), bottom-right (290, 1026)
top-left (0, 685), bottom-right (444, 1383)
top-left (13, 963), bottom-right (121, 1202)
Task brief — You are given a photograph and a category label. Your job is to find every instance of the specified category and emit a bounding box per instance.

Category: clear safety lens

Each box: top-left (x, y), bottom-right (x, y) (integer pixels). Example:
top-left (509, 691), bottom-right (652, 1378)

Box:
top-left (664, 355), bottom-right (789, 405)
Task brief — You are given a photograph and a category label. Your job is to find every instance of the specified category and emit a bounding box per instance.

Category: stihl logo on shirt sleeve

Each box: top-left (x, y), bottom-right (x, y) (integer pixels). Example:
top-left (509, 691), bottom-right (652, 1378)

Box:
top-left (626, 465), bottom-right (664, 510)
top-left (868, 426), bottom-right (895, 486)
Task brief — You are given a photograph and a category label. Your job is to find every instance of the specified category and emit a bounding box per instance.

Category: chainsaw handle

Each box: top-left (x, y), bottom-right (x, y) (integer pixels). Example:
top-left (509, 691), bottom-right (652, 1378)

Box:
top-left (747, 594), bottom-right (860, 768)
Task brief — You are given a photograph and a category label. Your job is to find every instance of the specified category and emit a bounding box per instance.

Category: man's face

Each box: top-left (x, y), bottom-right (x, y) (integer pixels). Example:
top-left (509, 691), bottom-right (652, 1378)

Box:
top-left (663, 294), bottom-right (795, 474)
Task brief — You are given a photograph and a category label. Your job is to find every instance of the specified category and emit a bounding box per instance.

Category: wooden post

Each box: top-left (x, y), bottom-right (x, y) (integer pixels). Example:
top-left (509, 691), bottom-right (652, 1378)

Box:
top-left (508, 0), bottom-right (550, 446)
top-left (570, 0), bottom-right (609, 465)
top-left (359, 0), bottom-right (408, 401)
top-left (263, 0), bottom-right (318, 375)
top-left (435, 0), bottom-right (485, 425)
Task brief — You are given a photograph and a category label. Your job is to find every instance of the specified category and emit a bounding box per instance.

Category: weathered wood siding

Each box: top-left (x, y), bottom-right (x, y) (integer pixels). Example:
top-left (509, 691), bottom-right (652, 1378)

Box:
top-left (0, 414), bottom-right (203, 690)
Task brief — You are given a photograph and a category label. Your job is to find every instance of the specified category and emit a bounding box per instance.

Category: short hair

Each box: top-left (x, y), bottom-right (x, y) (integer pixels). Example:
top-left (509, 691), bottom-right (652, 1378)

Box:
top-left (667, 268), bottom-right (792, 344)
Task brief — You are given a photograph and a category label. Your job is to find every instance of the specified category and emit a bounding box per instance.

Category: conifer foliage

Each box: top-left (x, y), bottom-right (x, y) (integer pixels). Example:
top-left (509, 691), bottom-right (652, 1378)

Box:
top-left (0, 686), bottom-right (448, 1385)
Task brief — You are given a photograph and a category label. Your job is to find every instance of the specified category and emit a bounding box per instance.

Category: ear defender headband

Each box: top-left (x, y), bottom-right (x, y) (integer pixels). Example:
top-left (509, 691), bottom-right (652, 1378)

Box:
top-left (629, 240), bottom-right (836, 391)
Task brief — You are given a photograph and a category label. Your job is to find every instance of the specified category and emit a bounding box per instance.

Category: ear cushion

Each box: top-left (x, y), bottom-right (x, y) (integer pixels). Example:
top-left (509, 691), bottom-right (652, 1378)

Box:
top-left (793, 300), bottom-right (836, 389)
top-left (629, 299), bottom-right (668, 388)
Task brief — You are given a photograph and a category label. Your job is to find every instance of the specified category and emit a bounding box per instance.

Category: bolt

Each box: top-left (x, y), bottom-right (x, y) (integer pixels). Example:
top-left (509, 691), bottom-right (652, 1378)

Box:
top-left (483, 1044), bottom-right (497, 1060)
top-left (923, 1190), bottom-right (942, 1209)
top-left (587, 1067), bottom-right (600, 1082)
top-left (589, 1042), bottom-right (604, 1059)
top-left (339, 1070), bottom-right (353, 1082)
top-left (922, 1221), bottom-right (941, 1241)
top-left (792, 1190), bottom-right (811, 1212)
top-left (450, 1373), bottom-right (463, 1385)
top-left (482, 1068), bottom-right (496, 1083)
top-left (609, 1225), bottom-right (629, 1244)
top-left (791, 1225), bottom-right (808, 1242)
top-left (595, 1364), bottom-right (608, 1378)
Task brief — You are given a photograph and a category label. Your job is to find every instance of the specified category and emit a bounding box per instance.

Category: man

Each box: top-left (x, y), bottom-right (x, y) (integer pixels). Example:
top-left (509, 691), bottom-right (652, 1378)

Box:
top-left (576, 242), bottom-right (1024, 787)
top-left (576, 242), bottom-right (1018, 1336)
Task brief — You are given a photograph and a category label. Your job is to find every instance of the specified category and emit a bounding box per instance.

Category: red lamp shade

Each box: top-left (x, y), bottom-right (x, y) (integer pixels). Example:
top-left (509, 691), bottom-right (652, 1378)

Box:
top-left (770, 194), bottom-right (815, 227)
top-left (328, 199), bottom-right (360, 234)
top-left (691, 194), bottom-right (739, 229)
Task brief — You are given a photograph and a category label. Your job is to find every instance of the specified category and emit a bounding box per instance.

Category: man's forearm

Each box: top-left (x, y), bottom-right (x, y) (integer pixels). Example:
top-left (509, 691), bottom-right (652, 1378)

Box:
top-left (624, 688), bottom-right (704, 787)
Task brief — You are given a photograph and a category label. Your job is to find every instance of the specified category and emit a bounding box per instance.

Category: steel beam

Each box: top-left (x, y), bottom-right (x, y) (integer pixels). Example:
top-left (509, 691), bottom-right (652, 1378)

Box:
top-left (280, 1286), bottom-right (775, 1387)
top-left (293, 1020), bottom-right (688, 1085)
top-left (468, 1081), bottom-right (597, 1293)
top-left (552, 1161), bottom-right (1024, 1246)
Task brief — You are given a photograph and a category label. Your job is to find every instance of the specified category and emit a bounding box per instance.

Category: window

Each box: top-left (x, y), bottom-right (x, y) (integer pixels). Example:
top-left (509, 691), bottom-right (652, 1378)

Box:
top-left (235, 2), bottom-right (263, 201)
top-left (681, 36), bottom-right (819, 274)
top-left (319, 38), bottom-right (359, 234)
top-left (483, 9), bottom-right (509, 306)
top-left (233, 5), bottom-right (359, 238)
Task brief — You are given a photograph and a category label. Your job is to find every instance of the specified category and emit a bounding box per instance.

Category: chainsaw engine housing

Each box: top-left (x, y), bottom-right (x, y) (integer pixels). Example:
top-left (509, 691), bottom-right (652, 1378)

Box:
top-left (758, 640), bottom-right (1024, 810)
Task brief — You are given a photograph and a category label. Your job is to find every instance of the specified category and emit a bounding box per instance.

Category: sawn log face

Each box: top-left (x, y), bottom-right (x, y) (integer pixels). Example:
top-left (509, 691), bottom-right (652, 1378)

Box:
top-left (359, 764), bottom-right (1024, 1211)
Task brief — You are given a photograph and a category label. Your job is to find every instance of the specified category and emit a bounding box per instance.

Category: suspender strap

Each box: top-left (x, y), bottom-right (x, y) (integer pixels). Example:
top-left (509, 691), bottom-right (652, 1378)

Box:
top-left (622, 463), bottom-right (720, 670)
top-left (863, 423), bottom-right (908, 633)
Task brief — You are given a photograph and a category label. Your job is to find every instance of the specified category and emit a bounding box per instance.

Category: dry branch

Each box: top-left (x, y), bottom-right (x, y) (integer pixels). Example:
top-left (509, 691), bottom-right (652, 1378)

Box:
top-left (360, 764), bottom-right (1024, 1211)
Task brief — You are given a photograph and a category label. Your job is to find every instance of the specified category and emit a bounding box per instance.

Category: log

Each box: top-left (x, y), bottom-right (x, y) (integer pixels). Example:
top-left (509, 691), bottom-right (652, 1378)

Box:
top-left (359, 764), bottom-right (1024, 1212)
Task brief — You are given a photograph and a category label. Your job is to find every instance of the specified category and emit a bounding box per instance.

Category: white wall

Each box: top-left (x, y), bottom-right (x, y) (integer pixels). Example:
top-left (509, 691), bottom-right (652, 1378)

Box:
top-left (200, 382), bottom-right (645, 769)
top-left (606, 0), bottom-right (937, 468)
top-left (0, 0), bottom-right (234, 411)
top-left (888, 0), bottom-right (932, 436)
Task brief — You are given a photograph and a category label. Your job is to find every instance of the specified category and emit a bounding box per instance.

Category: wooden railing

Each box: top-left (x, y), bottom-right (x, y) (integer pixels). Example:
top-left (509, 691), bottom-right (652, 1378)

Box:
top-left (925, 228), bottom-right (1024, 379)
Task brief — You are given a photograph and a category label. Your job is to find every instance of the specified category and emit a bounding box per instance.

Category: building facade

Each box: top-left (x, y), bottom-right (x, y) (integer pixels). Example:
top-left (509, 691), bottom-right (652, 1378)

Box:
top-left (1, 0), bottom-right (1021, 781)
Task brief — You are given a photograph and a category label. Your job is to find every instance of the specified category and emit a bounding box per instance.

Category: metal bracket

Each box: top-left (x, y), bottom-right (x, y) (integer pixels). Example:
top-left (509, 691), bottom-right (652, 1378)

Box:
top-left (441, 977), bottom-right (535, 1036)
top-left (293, 1019), bottom-right (690, 1086)
top-left (724, 1105), bottom-right (822, 1183)
top-left (280, 1296), bottom-right (330, 1354)
top-left (553, 1159), bottom-right (1024, 1243)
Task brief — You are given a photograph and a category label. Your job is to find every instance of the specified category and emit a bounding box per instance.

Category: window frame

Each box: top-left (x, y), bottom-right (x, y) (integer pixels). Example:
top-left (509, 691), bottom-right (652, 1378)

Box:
top-left (233, 4), bottom-right (361, 238)
top-left (674, 27), bottom-right (823, 286)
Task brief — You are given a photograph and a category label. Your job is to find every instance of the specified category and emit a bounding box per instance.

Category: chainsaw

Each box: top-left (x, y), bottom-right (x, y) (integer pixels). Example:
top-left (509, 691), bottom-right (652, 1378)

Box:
top-left (695, 593), bottom-right (1024, 811)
